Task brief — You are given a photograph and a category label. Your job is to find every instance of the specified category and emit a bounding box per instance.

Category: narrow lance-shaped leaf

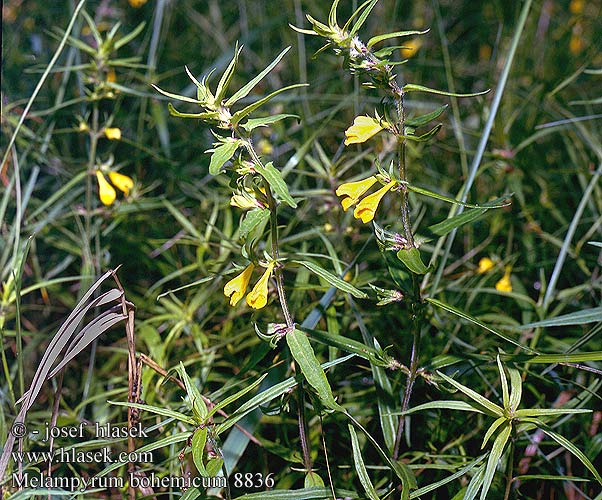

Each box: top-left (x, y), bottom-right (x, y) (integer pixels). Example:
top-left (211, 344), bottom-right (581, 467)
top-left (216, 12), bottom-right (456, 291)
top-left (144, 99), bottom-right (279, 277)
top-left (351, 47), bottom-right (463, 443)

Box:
top-left (287, 329), bottom-right (343, 411)
top-left (427, 298), bottom-right (535, 352)
top-left (226, 46), bottom-right (291, 106)
top-left (480, 422), bottom-right (512, 500)
top-left (215, 44), bottom-right (243, 103)
top-left (405, 106), bottom-right (448, 128)
top-left (428, 207), bottom-right (488, 237)
top-left (239, 208), bottom-right (270, 240)
top-left (403, 83), bottom-right (490, 98)
top-left (253, 161), bottom-right (297, 208)
top-left (294, 260), bottom-right (368, 298)
top-left (436, 371), bottom-right (504, 417)
top-left (231, 84), bottom-right (308, 125)
top-left (241, 114), bottom-right (299, 132)
top-left (178, 362), bottom-right (207, 421)
top-left (192, 427), bottom-right (208, 476)
top-left (367, 29), bottom-right (429, 48)
top-left (349, 425), bottom-right (380, 500)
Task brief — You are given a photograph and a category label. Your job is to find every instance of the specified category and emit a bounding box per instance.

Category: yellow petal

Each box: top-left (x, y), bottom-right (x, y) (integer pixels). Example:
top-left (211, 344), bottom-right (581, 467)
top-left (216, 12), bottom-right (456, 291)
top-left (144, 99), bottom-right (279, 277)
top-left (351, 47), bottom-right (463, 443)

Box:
top-left (104, 127), bottom-right (122, 140)
top-left (336, 176), bottom-right (378, 211)
top-left (344, 116), bottom-right (384, 146)
top-left (246, 262), bottom-right (275, 309)
top-left (352, 181), bottom-right (394, 223)
top-left (477, 257), bottom-right (495, 274)
top-left (230, 193), bottom-right (257, 210)
top-left (495, 267), bottom-right (513, 293)
top-left (224, 264), bottom-right (255, 306)
top-left (107, 68), bottom-right (116, 83)
top-left (128, 0), bottom-right (148, 7)
top-left (108, 171), bottom-right (134, 196)
top-left (96, 171), bottom-right (116, 206)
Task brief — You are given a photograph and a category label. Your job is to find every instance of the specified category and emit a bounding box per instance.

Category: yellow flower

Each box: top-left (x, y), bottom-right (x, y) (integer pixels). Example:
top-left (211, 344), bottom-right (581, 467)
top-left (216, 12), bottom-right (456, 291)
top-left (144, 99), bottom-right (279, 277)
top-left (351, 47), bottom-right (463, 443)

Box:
top-left (335, 176), bottom-right (378, 211)
top-left (344, 116), bottom-right (385, 146)
top-left (477, 257), bottom-right (495, 274)
top-left (353, 181), bottom-right (395, 223)
top-left (128, 0), bottom-right (148, 7)
top-left (104, 127), bottom-right (122, 140)
top-left (223, 264), bottom-right (255, 306)
top-left (96, 171), bottom-right (116, 206)
top-left (246, 262), bottom-right (275, 309)
top-left (570, 0), bottom-right (584, 14)
top-left (495, 266), bottom-right (513, 293)
top-left (107, 68), bottom-right (117, 83)
top-left (108, 171), bottom-right (134, 196)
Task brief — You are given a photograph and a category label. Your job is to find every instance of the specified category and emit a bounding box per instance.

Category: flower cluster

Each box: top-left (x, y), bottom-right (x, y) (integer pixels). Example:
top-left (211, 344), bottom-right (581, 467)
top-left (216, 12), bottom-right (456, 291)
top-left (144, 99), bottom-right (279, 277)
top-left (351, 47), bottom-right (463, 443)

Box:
top-left (95, 169), bottom-right (134, 206)
top-left (336, 176), bottom-right (396, 223)
top-left (476, 257), bottom-right (513, 293)
top-left (223, 262), bottom-right (275, 309)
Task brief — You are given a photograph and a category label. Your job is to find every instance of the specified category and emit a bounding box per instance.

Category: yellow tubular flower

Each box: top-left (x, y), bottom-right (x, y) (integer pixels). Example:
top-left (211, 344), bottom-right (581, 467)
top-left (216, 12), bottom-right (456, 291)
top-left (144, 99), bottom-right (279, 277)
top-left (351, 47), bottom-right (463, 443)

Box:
top-left (230, 193), bottom-right (259, 210)
top-left (344, 116), bottom-right (384, 145)
top-left (246, 262), bottom-right (275, 309)
top-left (353, 181), bottom-right (395, 223)
top-left (96, 171), bottom-right (116, 206)
top-left (495, 266), bottom-right (513, 293)
top-left (223, 264), bottom-right (255, 306)
top-left (108, 171), bottom-right (134, 196)
top-left (104, 127), bottom-right (122, 140)
top-left (335, 176), bottom-right (378, 211)
top-left (477, 257), bottom-right (495, 274)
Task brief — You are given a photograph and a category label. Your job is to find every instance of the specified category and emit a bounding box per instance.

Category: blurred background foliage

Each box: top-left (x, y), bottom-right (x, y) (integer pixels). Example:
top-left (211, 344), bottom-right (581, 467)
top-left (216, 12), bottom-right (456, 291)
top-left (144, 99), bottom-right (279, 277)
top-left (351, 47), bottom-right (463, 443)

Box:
top-left (1, 0), bottom-right (602, 498)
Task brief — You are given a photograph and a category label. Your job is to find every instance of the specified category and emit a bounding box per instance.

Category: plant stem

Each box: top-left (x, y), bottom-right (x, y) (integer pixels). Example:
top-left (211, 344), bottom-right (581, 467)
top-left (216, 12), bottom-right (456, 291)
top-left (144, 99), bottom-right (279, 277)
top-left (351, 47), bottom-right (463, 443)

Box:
top-left (393, 276), bottom-right (424, 459)
top-left (394, 87), bottom-right (415, 248)
top-left (295, 366), bottom-right (312, 472)
top-left (503, 435), bottom-right (516, 500)
top-left (238, 130), bottom-right (295, 328)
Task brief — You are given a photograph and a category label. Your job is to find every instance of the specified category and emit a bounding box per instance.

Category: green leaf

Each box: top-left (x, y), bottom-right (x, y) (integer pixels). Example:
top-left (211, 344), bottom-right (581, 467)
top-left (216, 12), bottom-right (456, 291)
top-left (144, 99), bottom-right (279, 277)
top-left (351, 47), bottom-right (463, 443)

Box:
top-left (428, 207), bottom-right (488, 236)
top-left (540, 428), bottom-right (602, 484)
top-left (403, 83), bottom-right (489, 98)
top-left (515, 408), bottom-right (592, 417)
top-left (152, 83), bottom-right (202, 104)
top-left (294, 260), bottom-right (368, 298)
top-left (396, 247), bottom-right (428, 274)
top-left (480, 422), bottom-right (511, 500)
top-left (394, 400), bottom-right (488, 416)
top-left (215, 355), bottom-right (353, 435)
top-left (287, 329), bottom-right (343, 412)
top-left (178, 362), bottom-right (208, 422)
top-left (208, 139), bottom-right (241, 175)
top-left (508, 367), bottom-right (522, 411)
top-left (300, 326), bottom-right (390, 367)
top-left (426, 298), bottom-right (535, 352)
top-left (405, 123), bottom-right (442, 142)
top-left (215, 44), bottom-right (243, 103)
top-left (435, 372), bottom-right (504, 417)
top-left (405, 104), bottom-right (448, 128)
top-left (481, 416), bottom-right (506, 449)
top-left (497, 356), bottom-right (509, 410)
top-left (167, 102), bottom-right (219, 121)
top-left (254, 161), bottom-right (297, 208)
top-left (348, 0), bottom-right (379, 36)
top-left (367, 29), bottom-right (429, 48)
top-left (241, 114), bottom-right (299, 132)
top-left (405, 184), bottom-right (510, 209)
top-left (233, 487), bottom-right (333, 500)
top-left (304, 472), bottom-right (325, 488)
top-left (239, 209), bottom-right (270, 240)
top-left (206, 457), bottom-right (224, 477)
top-left (349, 425), bottom-right (380, 500)
top-left (521, 307), bottom-right (602, 328)
top-left (505, 352), bottom-right (602, 363)
top-left (108, 401), bottom-right (196, 424)
top-left (410, 455), bottom-right (486, 499)
top-left (207, 374), bottom-right (267, 419)
top-left (192, 427), bottom-right (208, 476)
top-left (226, 47), bottom-right (291, 106)
top-left (231, 84), bottom-right (308, 125)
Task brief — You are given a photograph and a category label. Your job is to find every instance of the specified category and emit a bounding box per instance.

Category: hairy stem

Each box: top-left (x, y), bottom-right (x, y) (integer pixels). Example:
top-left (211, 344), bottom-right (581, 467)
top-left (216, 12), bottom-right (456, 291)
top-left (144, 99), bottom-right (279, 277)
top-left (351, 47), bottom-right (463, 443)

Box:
top-left (238, 130), bottom-right (294, 328)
